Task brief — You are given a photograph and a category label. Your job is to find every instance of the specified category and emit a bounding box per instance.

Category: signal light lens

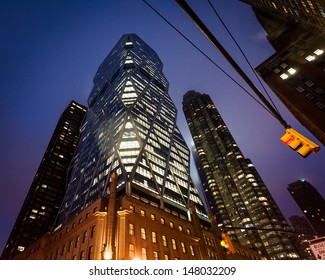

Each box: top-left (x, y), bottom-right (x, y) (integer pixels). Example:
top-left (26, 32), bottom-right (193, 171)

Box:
top-left (281, 134), bottom-right (294, 145)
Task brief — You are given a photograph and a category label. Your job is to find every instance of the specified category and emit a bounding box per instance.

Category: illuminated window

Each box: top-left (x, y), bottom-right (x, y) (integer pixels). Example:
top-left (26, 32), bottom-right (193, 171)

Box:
top-left (169, 222), bottom-right (174, 228)
top-left (17, 246), bottom-right (25, 252)
top-left (140, 209), bottom-right (146, 217)
top-left (172, 239), bottom-right (177, 250)
top-left (130, 205), bottom-right (135, 212)
top-left (153, 251), bottom-right (159, 260)
top-left (129, 223), bottom-right (135, 236)
top-left (189, 245), bottom-right (195, 256)
top-left (150, 214), bottom-right (156, 221)
top-left (141, 248), bottom-right (147, 260)
top-left (129, 244), bottom-right (135, 258)
top-left (280, 73), bottom-right (288, 80)
top-left (164, 254), bottom-right (169, 260)
top-left (160, 218), bottom-right (165, 224)
top-left (305, 55), bottom-right (315, 61)
top-left (119, 140), bottom-right (140, 149)
top-left (181, 242), bottom-right (186, 253)
top-left (141, 228), bottom-right (146, 240)
top-left (314, 49), bottom-right (323, 55)
top-left (162, 235), bottom-right (167, 247)
top-left (287, 68), bottom-right (296, 74)
top-left (152, 232), bottom-right (157, 243)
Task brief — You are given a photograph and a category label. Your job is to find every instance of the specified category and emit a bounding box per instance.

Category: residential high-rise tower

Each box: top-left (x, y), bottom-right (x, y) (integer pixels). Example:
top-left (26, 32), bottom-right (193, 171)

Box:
top-left (1, 101), bottom-right (87, 259)
top-left (183, 90), bottom-right (299, 259)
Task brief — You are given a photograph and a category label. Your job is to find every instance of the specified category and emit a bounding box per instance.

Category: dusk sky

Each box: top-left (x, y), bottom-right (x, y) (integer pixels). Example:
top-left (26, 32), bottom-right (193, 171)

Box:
top-left (1, 0), bottom-right (324, 254)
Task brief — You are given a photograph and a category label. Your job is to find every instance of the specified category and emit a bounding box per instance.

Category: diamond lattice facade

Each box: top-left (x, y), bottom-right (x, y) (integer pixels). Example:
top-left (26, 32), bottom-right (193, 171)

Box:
top-left (57, 34), bottom-right (208, 227)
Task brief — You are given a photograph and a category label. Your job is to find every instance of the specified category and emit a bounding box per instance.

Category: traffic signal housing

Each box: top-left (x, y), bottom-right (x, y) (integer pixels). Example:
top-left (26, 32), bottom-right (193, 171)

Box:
top-left (220, 233), bottom-right (235, 254)
top-left (280, 128), bottom-right (320, 158)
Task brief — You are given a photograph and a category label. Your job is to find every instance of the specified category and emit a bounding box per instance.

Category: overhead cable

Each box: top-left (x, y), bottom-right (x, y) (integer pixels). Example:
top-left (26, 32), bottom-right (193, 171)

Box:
top-left (207, 0), bottom-right (282, 117)
top-left (142, 0), bottom-right (277, 119)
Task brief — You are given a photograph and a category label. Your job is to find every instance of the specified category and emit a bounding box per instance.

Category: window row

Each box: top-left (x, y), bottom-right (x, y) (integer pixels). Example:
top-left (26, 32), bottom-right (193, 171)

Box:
top-left (128, 242), bottom-right (195, 260)
top-left (48, 225), bottom-right (96, 259)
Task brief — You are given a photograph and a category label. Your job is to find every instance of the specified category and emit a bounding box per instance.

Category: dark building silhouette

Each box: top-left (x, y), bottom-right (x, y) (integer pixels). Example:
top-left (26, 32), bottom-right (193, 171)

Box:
top-left (289, 215), bottom-right (317, 259)
top-left (289, 215), bottom-right (317, 236)
top-left (288, 180), bottom-right (325, 236)
top-left (182, 90), bottom-right (299, 260)
top-left (242, 0), bottom-right (325, 145)
top-left (1, 101), bottom-right (87, 259)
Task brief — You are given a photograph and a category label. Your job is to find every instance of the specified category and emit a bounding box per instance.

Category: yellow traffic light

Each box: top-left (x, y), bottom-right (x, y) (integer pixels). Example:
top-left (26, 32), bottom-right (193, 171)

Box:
top-left (280, 128), bottom-right (320, 158)
top-left (220, 233), bottom-right (235, 254)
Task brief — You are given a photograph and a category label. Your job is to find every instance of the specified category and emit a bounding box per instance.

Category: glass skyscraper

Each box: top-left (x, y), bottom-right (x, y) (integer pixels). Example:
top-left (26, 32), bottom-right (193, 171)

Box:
top-left (57, 34), bottom-right (207, 226)
top-left (183, 90), bottom-right (299, 259)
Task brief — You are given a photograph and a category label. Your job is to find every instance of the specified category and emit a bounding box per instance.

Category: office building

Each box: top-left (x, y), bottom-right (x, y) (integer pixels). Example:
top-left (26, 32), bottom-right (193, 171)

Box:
top-left (183, 90), bottom-right (299, 259)
top-left (1, 101), bottom-right (87, 259)
top-left (56, 33), bottom-right (207, 226)
top-left (242, 0), bottom-right (325, 145)
top-left (288, 179), bottom-right (325, 236)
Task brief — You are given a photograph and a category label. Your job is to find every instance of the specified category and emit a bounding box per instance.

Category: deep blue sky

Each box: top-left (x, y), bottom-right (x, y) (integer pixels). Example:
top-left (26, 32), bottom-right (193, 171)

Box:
top-left (0, 0), bottom-right (324, 254)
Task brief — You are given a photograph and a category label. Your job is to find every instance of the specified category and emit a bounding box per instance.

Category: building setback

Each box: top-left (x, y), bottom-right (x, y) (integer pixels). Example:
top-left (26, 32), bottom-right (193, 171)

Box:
top-left (1, 101), bottom-right (87, 259)
top-left (288, 180), bottom-right (325, 237)
top-left (183, 90), bottom-right (299, 259)
top-left (242, 0), bottom-right (325, 145)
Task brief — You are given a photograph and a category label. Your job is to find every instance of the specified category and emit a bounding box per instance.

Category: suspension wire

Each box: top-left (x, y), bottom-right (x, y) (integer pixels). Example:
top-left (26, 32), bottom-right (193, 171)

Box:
top-left (142, 0), bottom-right (277, 119)
top-left (221, 225), bottom-right (313, 235)
top-left (175, 0), bottom-right (289, 128)
top-left (207, 0), bottom-right (282, 117)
